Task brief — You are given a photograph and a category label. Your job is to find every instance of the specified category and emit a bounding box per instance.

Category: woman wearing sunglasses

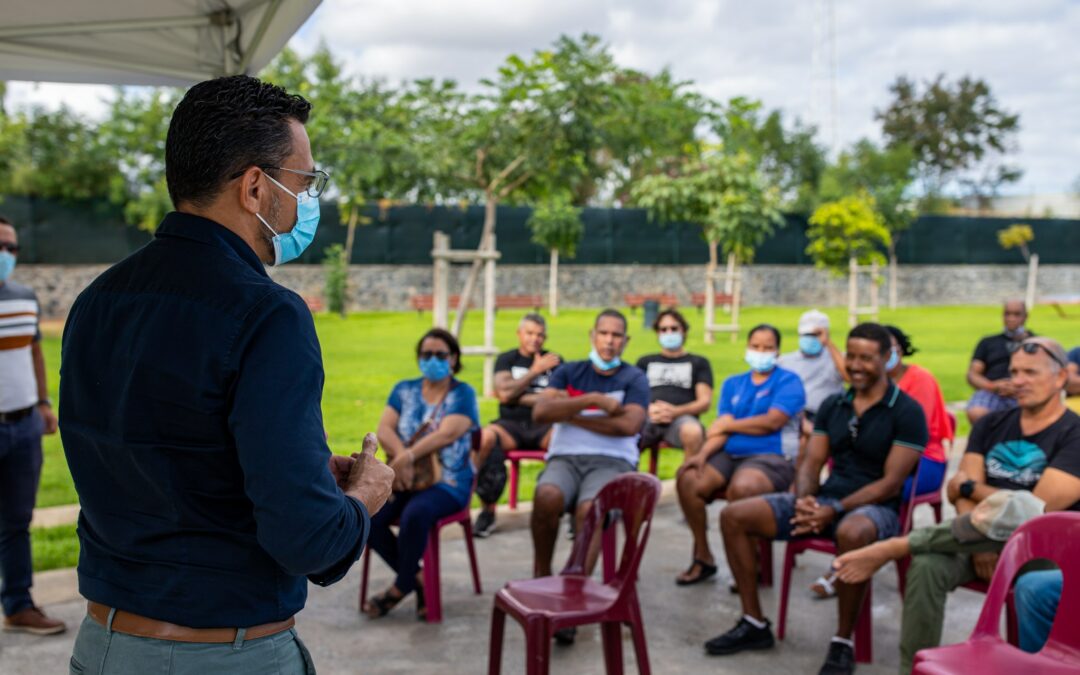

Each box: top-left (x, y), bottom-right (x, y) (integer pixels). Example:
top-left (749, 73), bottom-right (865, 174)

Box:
top-left (366, 328), bottom-right (479, 619)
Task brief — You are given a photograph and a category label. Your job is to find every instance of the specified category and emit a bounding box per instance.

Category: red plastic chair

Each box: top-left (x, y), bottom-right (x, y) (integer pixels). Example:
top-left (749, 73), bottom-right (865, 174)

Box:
top-left (359, 503), bottom-right (483, 623)
top-left (644, 441), bottom-right (674, 476)
top-left (776, 463), bottom-right (922, 663)
top-left (908, 411), bottom-right (957, 525)
top-left (507, 449), bottom-right (547, 509)
top-left (488, 473), bottom-right (663, 675)
top-left (913, 512), bottom-right (1080, 674)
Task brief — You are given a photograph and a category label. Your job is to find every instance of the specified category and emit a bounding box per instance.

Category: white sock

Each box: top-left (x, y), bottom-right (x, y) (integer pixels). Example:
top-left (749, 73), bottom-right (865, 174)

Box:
top-left (831, 636), bottom-right (855, 648)
top-left (743, 614), bottom-right (768, 629)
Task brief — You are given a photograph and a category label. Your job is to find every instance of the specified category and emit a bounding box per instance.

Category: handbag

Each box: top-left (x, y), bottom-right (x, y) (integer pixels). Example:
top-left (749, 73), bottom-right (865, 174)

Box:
top-left (404, 385), bottom-right (452, 491)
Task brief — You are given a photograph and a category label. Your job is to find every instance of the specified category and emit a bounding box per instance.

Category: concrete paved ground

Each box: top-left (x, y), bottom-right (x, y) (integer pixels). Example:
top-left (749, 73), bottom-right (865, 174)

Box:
top-left (1, 491), bottom-right (988, 675)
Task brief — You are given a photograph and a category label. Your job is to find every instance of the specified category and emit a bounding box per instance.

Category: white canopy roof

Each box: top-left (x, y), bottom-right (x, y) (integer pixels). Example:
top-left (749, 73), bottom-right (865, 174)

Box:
top-left (0, 0), bottom-right (321, 86)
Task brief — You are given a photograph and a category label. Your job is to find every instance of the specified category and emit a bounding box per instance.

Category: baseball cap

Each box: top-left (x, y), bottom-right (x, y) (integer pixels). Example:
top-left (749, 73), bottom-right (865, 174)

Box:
top-left (798, 309), bottom-right (830, 335)
top-left (951, 490), bottom-right (1046, 544)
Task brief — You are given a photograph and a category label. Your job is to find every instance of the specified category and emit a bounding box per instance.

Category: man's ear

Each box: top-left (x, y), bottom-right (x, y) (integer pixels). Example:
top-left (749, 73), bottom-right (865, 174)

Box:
top-left (238, 167), bottom-right (267, 215)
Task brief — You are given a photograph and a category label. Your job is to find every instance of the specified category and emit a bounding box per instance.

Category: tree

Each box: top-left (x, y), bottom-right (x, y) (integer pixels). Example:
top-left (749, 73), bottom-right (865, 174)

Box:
top-left (997, 223), bottom-right (1034, 262)
top-left (526, 196), bottom-right (583, 316)
top-left (632, 150), bottom-right (783, 342)
top-left (876, 74), bottom-right (1021, 206)
top-left (806, 193), bottom-right (891, 276)
top-left (820, 139), bottom-right (917, 307)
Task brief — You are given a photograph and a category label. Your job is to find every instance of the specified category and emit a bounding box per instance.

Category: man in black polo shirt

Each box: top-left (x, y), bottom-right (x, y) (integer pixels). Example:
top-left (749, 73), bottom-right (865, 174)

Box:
top-left (472, 313), bottom-right (561, 537)
top-left (966, 300), bottom-right (1033, 424)
top-left (710, 323), bottom-right (926, 675)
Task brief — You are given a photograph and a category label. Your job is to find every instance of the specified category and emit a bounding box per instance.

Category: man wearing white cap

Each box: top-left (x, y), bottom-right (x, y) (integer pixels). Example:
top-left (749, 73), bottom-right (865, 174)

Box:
top-left (778, 310), bottom-right (848, 455)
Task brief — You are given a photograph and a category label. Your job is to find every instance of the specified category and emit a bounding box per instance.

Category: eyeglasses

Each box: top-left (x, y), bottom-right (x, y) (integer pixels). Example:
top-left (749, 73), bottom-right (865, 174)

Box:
top-left (0, 243), bottom-right (19, 254)
top-left (229, 166), bottom-right (331, 198)
top-left (419, 351), bottom-right (451, 361)
top-left (1019, 342), bottom-right (1067, 369)
top-left (657, 325), bottom-right (682, 333)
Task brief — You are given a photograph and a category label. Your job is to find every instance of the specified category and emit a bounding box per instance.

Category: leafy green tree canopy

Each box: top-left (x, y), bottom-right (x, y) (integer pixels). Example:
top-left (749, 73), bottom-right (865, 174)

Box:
top-left (806, 193), bottom-right (891, 275)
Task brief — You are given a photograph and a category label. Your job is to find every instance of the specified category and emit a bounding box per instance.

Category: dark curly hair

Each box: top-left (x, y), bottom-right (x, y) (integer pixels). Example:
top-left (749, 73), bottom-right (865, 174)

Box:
top-left (848, 322), bottom-right (892, 356)
top-left (748, 323), bottom-right (781, 349)
top-left (165, 75), bottom-right (311, 208)
top-left (884, 325), bottom-right (918, 357)
top-left (652, 308), bottom-right (689, 333)
top-left (415, 328), bottom-right (463, 374)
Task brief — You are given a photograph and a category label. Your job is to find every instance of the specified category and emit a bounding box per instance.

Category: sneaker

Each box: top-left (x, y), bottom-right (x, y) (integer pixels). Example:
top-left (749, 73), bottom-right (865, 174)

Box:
top-left (473, 510), bottom-right (497, 538)
top-left (2, 606), bottom-right (66, 636)
top-left (818, 640), bottom-right (856, 675)
top-left (554, 627), bottom-right (577, 645)
top-left (704, 617), bottom-right (775, 656)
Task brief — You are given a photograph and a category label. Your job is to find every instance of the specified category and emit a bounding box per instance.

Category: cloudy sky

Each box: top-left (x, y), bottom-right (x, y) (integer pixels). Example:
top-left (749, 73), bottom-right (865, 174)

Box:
top-left (7, 0), bottom-right (1079, 194)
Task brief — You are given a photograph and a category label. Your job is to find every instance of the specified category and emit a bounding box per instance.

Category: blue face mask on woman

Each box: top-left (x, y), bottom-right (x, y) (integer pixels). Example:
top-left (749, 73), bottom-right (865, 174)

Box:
top-left (659, 332), bottom-right (684, 350)
top-left (745, 349), bottom-right (777, 373)
top-left (798, 335), bottom-right (823, 356)
top-left (419, 356), bottom-right (452, 382)
top-left (885, 348), bottom-right (900, 371)
top-left (256, 173), bottom-right (321, 266)
top-left (589, 348), bottom-right (621, 371)
top-left (0, 251), bottom-right (15, 282)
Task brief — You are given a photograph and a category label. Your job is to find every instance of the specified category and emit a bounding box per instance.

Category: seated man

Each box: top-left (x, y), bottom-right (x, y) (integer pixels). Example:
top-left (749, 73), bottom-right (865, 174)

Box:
top-left (675, 324), bottom-right (804, 586)
top-left (531, 309), bottom-right (648, 644)
top-left (778, 309), bottom-right (848, 459)
top-left (711, 323), bottom-right (927, 675)
top-left (831, 337), bottom-right (1080, 674)
top-left (635, 308), bottom-right (713, 462)
top-left (472, 313), bottom-right (561, 537)
top-left (966, 300), bottom-right (1033, 424)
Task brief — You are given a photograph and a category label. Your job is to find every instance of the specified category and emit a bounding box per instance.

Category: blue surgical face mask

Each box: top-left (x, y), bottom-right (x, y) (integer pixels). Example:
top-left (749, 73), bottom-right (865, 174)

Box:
top-left (798, 335), bottom-right (823, 356)
top-left (256, 173), bottom-right (321, 266)
top-left (745, 349), bottom-right (777, 373)
top-left (589, 347), bottom-right (621, 372)
top-left (0, 251), bottom-right (14, 282)
top-left (885, 347), bottom-right (900, 371)
top-left (658, 332), bottom-right (684, 350)
top-left (1005, 325), bottom-right (1026, 339)
top-left (419, 356), bottom-right (452, 382)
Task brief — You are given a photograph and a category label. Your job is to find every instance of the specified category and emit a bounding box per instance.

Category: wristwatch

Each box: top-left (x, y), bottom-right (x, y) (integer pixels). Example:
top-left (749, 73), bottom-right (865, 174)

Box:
top-left (959, 480), bottom-right (976, 500)
top-left (37, 398), bottom-right (52, 408)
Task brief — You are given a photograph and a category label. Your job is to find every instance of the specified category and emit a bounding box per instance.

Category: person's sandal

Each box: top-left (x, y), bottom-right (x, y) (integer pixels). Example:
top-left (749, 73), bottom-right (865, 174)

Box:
top-left (363, 589), bottom-right (404, 618)
top-left (676, 559), bottom-right (718, 586)
top-left (810, 571), bottom-right (838, 599)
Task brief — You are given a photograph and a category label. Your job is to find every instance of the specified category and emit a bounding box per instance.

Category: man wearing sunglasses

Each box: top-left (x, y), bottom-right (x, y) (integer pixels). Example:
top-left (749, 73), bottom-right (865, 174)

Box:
top-left (966, 300), bottom-right (1034, 424)
top-left (0, 216), bottom-right (64, 636)
top-left (59, 76), bottom-right (393, 673)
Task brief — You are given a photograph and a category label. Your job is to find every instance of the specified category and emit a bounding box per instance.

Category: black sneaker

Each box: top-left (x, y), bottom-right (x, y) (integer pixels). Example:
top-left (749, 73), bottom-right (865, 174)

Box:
top-left (818, 640), bottom-right (855, 675)
top-left (473, 510), bottom-right (496, 538)
top-left (554, 627), bottom-right (576, 645)
top-left (704, 617), bottom-right (775, 656)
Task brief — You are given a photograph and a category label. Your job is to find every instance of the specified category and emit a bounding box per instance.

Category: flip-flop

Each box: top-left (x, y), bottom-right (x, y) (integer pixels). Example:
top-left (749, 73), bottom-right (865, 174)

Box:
top-left (810, 572), bottom-right (837, 599)
top-left (676, 558), bottom-right (718, 586)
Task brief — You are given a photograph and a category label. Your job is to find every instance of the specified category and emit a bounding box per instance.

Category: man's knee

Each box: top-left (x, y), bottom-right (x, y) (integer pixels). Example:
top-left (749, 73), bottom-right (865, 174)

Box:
top-left (906, 553), bottom-right (960, 593)
top-left (726, 473), bottom-right (772, 502)
top-left (720, 498), bottom-right (761, 534)
top-left (835, 517), bottom-right (877, 551)
top-left (533, 485), bottom-right (565, 516)
top-left (679, 422), bottom-right (703, 447)
top-left (967, 407), bottom-right (987, 425)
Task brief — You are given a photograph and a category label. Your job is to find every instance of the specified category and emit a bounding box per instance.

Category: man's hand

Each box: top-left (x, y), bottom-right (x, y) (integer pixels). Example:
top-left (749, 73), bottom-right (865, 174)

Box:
top-left (591, 392), bottom-right (621, 416)
top-left (993, 380), bottom-right (1017, 398)
top-left (972, 551), bottom-right (999, 581)
top-left (344, 433), bottom-right (395, 515)
top-left (531, 352), bottom-right (561, 375)
top-left (678, 452), bottom-right (707, 476)
top-left (329, 454), bottom-right (355, 490)
top-left (814, 327), bottom-right (831, 345)
top-left (37, 403), bottom-right (58, 435)
top-left (946, 469), bottom-right (971, 503)
top-left (791, 496), bottom-right (836, 536)
top-left (648, 401), bottom-right (675, 424)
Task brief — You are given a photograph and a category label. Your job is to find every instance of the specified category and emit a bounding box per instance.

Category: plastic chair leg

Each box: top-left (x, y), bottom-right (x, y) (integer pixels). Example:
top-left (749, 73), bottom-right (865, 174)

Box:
top-left (359, 547), bottom-right (371, 608)
top-left (602, 524), bottom-right (617, 583)
top-left (601, 622), bottom-right (625, 675)
top-left (524, 617), bottom-right (551, 675)
top-left (627, 596), bottom-right (651, 675)
top-left (488, 607), bottom-right (506, 675)
top-left (509, 460), bottom-right (520, 510)
top-left (777, 545), bottom-right (797, 640)
top-left (1006, 592), bottom-right (1018, 645)
top-left (423, 527), bottom-right (442, 623)
top-left (759, 540), bottom-right (773, 588)
top-left (932, 502), bottom-right (942, 524)
top-left (648, 447), bottom-right (659, 476)
top-left (463, 519), bottom-right (483, 594)
top-left (854, 584), bottom-right (873, 663)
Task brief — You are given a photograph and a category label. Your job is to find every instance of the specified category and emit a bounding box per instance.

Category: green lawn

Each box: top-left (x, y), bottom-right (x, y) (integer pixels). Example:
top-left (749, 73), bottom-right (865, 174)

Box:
top-left (31, 305), bottom-right (1080, 572)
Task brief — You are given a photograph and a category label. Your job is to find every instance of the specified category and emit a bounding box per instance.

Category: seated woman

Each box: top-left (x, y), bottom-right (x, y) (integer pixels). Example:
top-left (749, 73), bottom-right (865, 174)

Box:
top-left (674, 324), bottom-right (805, 585)
top-left (365, 328), bottom-right (479, 619)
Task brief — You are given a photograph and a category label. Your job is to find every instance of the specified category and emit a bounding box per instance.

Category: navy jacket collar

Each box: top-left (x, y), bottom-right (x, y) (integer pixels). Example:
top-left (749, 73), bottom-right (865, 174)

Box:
top-left (156, 211), bottom-right (268, 277)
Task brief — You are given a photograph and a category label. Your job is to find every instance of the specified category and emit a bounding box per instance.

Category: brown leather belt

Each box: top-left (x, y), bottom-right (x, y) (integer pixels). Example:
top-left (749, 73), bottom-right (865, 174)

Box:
top-left (87, 601), bottom-right (295, 644)
top-left (0, 406), bottom-right (34, 424)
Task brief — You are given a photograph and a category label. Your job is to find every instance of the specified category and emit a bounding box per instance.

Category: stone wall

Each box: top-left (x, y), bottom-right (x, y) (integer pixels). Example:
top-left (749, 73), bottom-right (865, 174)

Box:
top-left (15, 263), bottom-right (1079, 318)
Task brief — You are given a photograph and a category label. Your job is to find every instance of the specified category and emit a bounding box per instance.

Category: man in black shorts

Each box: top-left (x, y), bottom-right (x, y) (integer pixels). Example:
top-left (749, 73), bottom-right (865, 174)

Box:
top-left (712, 323), bottom-right (927, 675)
top-left (472, 313), bottom-right (561, 537)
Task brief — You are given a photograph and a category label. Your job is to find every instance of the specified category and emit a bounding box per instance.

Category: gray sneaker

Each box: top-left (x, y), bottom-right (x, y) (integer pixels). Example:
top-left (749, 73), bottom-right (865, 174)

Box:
top-left (473, 510), bottom-right (497, 538)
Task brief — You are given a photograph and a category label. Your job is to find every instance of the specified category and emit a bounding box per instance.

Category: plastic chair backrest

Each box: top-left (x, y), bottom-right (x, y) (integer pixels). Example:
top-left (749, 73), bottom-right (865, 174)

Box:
top-left (970, 512), bottom-right (1080, 660)
top-left (946, 411), bottom-right (957, 443)
top-left (897, 460), bottom-right (922, 533)
top-left (560, 473), bottom-right (662, 589)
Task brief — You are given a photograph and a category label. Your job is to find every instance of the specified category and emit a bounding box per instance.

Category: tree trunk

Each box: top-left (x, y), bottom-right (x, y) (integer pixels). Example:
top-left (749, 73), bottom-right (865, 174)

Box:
top-left (704, 240), bottom-right (718, 344)
top-left (1025, 253), bottom-right (1039, 310)
top-left (452, 195), bottom-right (497, 337)
top-left (888, 243), bottom-right (898, 311)
top-left (548, 248), bottom-right (559, 317)
top-left (340, 205), bottom-right (360, 318)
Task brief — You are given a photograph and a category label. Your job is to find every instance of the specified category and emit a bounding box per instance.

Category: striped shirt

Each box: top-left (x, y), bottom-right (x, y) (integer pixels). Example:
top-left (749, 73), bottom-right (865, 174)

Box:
top-left (0, 280), bottom-right (41, 413)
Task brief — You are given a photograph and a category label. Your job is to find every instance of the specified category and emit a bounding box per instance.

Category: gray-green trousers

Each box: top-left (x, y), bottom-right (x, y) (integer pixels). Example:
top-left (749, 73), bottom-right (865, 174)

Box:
top-left (898, 521), bottom-right (1003, 674)
top-left (70, 612), bottom-right (316, 675)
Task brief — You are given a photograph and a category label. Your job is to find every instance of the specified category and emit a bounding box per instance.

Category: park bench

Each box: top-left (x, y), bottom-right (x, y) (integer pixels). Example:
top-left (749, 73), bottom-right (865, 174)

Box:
top-left (691, 292), bottom-right (735, 311)
top-left (623, 293), bottom-right (679, 312)
top-left (303, 296), bottom-right (325, 313)
top-left (409, 294), bottom-right (542, 314)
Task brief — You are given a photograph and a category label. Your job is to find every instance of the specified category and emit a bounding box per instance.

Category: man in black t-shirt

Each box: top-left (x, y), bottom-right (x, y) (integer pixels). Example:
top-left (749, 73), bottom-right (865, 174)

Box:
top-left (831, 337), bottom-right (1080, 673)
top-left (709, 323), bottom-right (926, 675)
top-left (966, 300), bottom-right (1033, 424)
top-left (472, 313), bottom-right (560, 537)
top-left (635, 309), bottom-right (713, 458)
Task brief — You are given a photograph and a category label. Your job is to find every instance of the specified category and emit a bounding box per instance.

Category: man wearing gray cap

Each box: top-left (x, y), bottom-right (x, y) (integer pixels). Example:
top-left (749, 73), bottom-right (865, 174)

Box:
top-left (778, 310), bottom-right (848, 454)
top-left (831, 337), bottom-right (1080, 674)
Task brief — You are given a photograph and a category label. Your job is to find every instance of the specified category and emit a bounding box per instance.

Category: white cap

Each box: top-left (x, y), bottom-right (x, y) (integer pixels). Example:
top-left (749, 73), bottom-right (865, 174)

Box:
top-left (798, 310), bottom-right (830, 335)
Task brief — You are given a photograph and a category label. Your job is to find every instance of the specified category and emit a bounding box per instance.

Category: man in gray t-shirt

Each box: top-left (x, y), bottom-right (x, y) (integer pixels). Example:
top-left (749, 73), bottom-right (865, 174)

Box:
top-left (777, 310), bottom-right (847, 427)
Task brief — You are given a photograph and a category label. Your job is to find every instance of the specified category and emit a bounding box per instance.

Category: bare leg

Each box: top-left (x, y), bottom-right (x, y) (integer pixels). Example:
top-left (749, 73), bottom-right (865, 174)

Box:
top-left (966, 406), bottom-right (989, 426)
top-left (676, 465), bottom-right (725, 580)
top-left (833, 515), bottom-right (878, 639)
top-left (679, 422), bottom-right (705, 457)
top-left (531, 484), bottom-right (565, 577)
top-left (833, 536), bottom-right (911, 584)
top-left (720, 497), bottom-right (778, 620)
top-left (576, 499), bottom-right (604, 575)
